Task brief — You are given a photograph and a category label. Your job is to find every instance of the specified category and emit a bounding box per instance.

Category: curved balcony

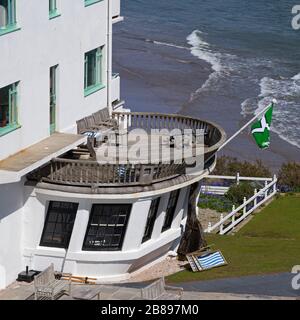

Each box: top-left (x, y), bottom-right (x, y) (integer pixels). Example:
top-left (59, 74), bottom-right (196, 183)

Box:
top-left (27, 112), bottom-right (226, 194)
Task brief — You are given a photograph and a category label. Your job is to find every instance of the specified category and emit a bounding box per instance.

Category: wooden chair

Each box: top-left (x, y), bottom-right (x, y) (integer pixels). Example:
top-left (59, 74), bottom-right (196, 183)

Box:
top-left (93, 108), bottom-right (118, 130)
top-left (34, 264), bottom-right (72, 300)
top-left (141, 277), bottom-right (183, 300)
top-left (76, 118), bottom-right (100, 135)
top-left (84, 115), bottom-right (108, 131)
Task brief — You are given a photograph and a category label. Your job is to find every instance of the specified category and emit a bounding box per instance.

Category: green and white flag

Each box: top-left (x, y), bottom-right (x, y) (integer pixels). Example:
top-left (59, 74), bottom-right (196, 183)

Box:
top-left (251, 103), bottom-right (274, 149)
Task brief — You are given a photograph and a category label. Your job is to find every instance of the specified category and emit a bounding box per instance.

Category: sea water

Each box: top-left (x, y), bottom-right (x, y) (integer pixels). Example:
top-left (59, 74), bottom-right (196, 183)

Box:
top-left (117, 0), bottom-right (300, 149)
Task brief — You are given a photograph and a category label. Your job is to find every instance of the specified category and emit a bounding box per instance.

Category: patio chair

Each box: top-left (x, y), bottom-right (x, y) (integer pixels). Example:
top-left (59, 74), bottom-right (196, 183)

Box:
top-left (34, 264), bottom-right (72, 300)
top-left (93, 108), bottom-right (118, 130)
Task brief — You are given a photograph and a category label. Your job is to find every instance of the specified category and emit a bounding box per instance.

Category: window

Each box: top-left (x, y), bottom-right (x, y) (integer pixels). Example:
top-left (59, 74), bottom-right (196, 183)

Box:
top-left (162, 190), bottom-right (180, 232)
top-left (0, 82), bottom-right (19, 136)
top-left (83, 204), bottom-right (132, 251)
top-left (142, 198), bottom-right (160, 243)
top-left (84, 47), bottom-right (104, 96)
top-left (49, 0), bottom-right (60, 19)
top-left (40, 201), bottom-right (78, 249)
top-left (0, 0), bottom-right (18, 35)
top-left (84, 0), bottom-right (102, 7)
top-left (50, 65), bottom-right (58, 134)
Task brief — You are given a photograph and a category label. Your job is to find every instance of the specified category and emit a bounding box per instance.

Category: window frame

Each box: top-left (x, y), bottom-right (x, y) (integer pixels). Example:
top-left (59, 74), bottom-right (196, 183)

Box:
top-left (0, 0), bottom-right (20, 36)
top-left (49, 0), bottom-right (60, 19)
top-left (83, 204), bottom-right (132, 251)
top-left (40, 201), bottom-right (79, 249)
top-left (0, 82), bottom-right (20, 137)
top-left (84, 47), bottom-right (105, 96)
top-left (50, 65), bottom-right (58, 134)
top-left (142, 198), bottom-right (160, 244)
top-left (162, 190), bottom-right (180, 232)
top-left (84, 0), bottom-right (102, 7)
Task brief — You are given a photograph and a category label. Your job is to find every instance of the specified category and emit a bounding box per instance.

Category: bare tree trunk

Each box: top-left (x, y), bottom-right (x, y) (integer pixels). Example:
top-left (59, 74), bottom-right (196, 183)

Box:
top-left (177, 182), bottom-right (207, 260)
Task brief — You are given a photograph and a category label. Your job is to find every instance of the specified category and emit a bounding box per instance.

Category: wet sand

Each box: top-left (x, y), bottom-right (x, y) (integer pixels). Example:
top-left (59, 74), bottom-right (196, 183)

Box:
top-left (113, 31), bottom-right (300, 172)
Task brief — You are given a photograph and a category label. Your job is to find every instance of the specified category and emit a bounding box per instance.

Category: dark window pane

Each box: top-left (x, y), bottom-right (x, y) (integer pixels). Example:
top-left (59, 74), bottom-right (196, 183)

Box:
top-left (40, 201), bottom-right (78, 249)
top-left (162, 190), bottom-right (180, 232)
top-left (83, 204), bottom-right (132, 251)
top-left (142, 198), bottom-right (160, 243)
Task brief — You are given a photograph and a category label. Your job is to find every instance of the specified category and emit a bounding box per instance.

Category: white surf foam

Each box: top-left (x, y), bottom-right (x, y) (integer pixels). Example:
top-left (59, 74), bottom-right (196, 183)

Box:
top-left (241, 74), bottom-right (300, 148)
top-left (187, 30), bottom-right (223, 72)
top-left (185, 30), bottom-right (233, 102)
top-left (146, 39), bottom-right (189, 51)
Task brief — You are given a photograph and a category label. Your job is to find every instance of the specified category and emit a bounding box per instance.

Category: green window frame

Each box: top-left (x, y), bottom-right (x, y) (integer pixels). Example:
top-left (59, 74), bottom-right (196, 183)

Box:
top-left (50, 65), bottom-right (58, 134)
top-left (49, 0), bottom-right (60, 19)
top-left (84, 0), bottom-right (102, 7)
top-left (0, 0), bottom-right (19, 36)
top-left (0, 82), bottom-right (20, 137)
top-left (84, 47), bottom-right (104, 96)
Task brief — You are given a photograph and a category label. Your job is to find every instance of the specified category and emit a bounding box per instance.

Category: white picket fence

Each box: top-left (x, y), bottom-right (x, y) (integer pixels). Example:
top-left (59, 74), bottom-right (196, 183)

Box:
top-left (204, 175), bottom-right (278, 235)
top-left (200, 174), bottom-right (273, 195)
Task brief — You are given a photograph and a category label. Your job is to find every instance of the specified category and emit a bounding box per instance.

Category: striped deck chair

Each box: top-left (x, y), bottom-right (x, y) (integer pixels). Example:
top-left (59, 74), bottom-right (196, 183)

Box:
top-left (193, 250), bottom-right (227, 271)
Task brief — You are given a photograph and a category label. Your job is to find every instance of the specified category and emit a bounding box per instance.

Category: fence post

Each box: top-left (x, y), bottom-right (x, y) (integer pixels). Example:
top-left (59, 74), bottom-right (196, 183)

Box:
top-left (265, 180), bottom-right (268, 199)
top-left (273, 174), bottom-right (277, 194)
top-left (254, 189), bottom-right (258, 207)
top-left (219, 214), bottom-right (224, 234)
top-left (231, 205), bottom-right (236, 225)
top-left (207, 222), bottom-right (212, 234)
top-left (243, 197), bottom-right (247, 216)
top-left (236, 172), bottom-right (240, 185)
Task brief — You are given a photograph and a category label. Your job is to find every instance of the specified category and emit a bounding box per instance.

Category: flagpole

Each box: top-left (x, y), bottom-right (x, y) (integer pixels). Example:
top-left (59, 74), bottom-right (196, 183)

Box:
top-left (217, 99), bottom-right (277, 152)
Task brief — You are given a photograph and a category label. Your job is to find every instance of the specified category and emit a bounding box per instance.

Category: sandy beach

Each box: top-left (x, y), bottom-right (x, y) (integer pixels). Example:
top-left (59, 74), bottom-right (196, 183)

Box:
top-left (113, 29), bottom-right (300, 172)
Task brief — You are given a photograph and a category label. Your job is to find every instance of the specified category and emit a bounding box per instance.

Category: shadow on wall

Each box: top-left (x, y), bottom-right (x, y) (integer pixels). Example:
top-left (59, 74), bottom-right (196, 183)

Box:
top-left (0, 179), bottom-right (29, 220)
top-left (127, 241), bottom-right (175, 275)
top-left (0, 265), bottom-right (5, 289)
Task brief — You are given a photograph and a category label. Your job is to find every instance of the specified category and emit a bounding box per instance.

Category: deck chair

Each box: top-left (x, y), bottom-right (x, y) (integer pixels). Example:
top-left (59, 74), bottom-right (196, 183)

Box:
top-left (93, 108), bottom-right (119, 130)
top-left (187, 249), bottom-right (227, 272)
top-left (76, 118), bottom-right (100, 134)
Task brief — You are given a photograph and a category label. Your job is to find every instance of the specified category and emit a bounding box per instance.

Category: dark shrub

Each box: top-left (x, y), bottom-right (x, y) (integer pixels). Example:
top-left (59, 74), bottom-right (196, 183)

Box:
top-left (278, 162), bottom-right (300, 192)
top-left (198, 194), bottom-right (234, 213)
top-left (214, 156), bottom-right (271, 177)
top-left (225, 182), bottom-right (257, 206)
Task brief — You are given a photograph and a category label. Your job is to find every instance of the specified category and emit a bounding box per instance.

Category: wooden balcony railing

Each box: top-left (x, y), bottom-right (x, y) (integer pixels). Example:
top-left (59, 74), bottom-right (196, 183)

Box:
top-left (27, 112), bottom-right (225, 189)
top-left (112, 112), bottom-right (224, 149)
top-left (28, 158), bottom-right (187, 187)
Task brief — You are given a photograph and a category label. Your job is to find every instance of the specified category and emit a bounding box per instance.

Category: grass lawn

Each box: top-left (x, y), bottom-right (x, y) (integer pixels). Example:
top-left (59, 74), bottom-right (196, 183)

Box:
top-left (167, 194), bottom-right (300, 283)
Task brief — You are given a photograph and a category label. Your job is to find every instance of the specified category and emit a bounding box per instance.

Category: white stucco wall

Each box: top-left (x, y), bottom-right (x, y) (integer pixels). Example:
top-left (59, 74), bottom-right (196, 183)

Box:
top-left (21, 185), bottom-right (189, 282)
top-left (0, 179), bottom-right (24, 289)
top-left (0, 0), bottom-right (123, 289)
top-left (0, 0), bottom-right (120, 161)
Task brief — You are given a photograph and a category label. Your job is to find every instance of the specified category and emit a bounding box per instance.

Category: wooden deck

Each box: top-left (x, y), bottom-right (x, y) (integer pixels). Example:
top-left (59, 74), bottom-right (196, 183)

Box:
top-left (96, 131), bottom-right (206, 164)
top-left (0, 133), bottom-right (86, 183)
top-left (24, 112), bottom-right (226, 193)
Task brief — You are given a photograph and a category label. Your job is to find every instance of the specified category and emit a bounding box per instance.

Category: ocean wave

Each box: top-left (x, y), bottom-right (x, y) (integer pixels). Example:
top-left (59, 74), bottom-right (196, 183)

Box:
top-left (187, 30), bottom-right (223, 73)
top-left (186, 30), bottom-right (231, 102)
top-left (241, 74), bottom-right (300, 148)
top-left (292, 73), bottom-right (300, 81)
top-left (145, 39), bottom-right (189, 51)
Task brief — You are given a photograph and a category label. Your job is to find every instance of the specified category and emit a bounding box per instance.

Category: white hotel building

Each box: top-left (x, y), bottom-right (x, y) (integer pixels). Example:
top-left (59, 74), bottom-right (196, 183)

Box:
top-left (0, 0), bottom-right (226, 289)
